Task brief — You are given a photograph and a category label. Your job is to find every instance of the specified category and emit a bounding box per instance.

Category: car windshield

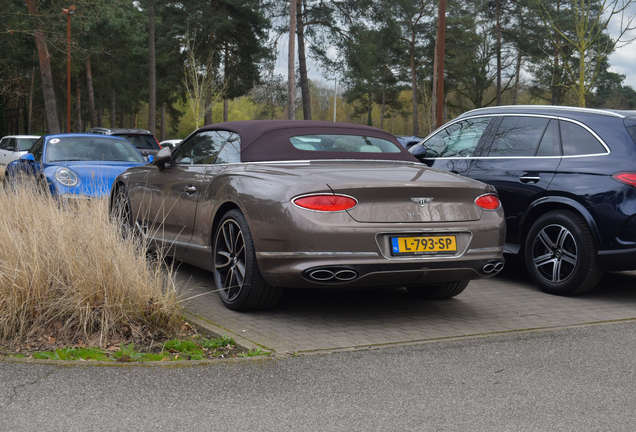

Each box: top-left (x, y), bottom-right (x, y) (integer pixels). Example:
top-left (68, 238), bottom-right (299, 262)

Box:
top-left (45, 137), bottom-right (145, 163)
top-left (289, 134), bottom-right (401, 153)
top-left (16, 138), bottom-right (38, 151)
top-left (117, 134), bottom-right (159, 149)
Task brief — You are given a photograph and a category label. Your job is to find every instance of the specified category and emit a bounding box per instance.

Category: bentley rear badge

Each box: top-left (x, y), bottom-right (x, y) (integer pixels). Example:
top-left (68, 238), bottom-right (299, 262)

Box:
top-left (411, 197), bottom-right (433, 206)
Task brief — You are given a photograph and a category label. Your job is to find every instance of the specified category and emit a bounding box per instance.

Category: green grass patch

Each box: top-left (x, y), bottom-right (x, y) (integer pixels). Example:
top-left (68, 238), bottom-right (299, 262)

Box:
top-left (10, 334), bottom-right (248, 362)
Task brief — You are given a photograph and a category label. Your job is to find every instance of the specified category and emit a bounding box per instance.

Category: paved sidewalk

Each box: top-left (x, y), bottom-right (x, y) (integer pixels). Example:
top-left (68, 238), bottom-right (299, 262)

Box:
top-left (176, 262), bottom-right (636, 354)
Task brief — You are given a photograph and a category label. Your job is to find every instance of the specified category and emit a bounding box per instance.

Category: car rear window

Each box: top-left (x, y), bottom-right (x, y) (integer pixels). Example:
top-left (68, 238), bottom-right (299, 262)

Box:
top-left (560, 121), bottom-right (607, 156)
top-left (290, 134), bottom-right (401, 153)
top-left (116, 134), bottom-right (159, 149)
top-left (625, 117), bottom-right (636, 145)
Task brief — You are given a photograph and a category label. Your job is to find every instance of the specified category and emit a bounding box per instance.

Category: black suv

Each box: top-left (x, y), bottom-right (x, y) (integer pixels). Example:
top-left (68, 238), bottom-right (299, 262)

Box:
top-left (409, 105), bottom-right (636, 296)
top-left (86, 127), bottom-right (161, 158)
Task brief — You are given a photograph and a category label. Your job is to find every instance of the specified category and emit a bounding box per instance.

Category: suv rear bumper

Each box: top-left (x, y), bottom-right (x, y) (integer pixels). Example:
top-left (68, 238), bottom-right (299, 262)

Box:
top-left (598, 247), bottom-right (636, 271)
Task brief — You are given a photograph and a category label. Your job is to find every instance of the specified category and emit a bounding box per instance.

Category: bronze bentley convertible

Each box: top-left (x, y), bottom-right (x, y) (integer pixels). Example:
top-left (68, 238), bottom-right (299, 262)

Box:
top-left (110, 120), bottom-right (505, 311)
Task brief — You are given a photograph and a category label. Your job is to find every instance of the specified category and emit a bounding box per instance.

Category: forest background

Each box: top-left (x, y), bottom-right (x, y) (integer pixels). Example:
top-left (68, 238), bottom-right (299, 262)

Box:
top-left (1, 0), bottom-right (635, 141)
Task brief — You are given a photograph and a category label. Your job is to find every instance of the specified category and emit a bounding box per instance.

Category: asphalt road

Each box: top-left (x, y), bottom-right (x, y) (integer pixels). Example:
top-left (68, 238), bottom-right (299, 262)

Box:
top-left (2, 321), bottom-right (636, 431)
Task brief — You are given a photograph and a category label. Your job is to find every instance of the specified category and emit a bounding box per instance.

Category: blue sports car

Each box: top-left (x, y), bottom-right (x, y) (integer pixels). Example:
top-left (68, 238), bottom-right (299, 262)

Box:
top-left (4, 134), bottom-right (148, 198)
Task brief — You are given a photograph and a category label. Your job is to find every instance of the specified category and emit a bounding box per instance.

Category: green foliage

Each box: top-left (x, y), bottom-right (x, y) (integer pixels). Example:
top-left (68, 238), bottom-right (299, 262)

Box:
top-left (110, 343), bottom-right (144, 361)
top-left (2, 0), bottom-right (635, 142)
top-left (201, 335), bottom-right (236, 349)
top-left (238, 346), bottom-right (269, 357)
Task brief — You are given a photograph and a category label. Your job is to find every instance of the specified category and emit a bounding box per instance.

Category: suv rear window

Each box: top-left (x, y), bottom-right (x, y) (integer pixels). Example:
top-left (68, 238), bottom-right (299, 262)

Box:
top-left (116, 134), bottom-right (159, 149)
top-left (625, 117), bottom-right (636, 145)
top-left (560, 121), bottom-right (607, 156)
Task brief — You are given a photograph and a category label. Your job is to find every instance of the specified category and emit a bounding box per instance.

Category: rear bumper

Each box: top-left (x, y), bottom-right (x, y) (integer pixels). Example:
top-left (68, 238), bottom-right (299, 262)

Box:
top-left (598, 247), bottom-right (636, 271)
top-left (257, 251), bottom-right (505, 289)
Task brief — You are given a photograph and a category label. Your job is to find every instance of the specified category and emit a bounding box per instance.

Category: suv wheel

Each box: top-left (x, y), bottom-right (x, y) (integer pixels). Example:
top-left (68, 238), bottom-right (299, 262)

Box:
top-left (524, 210), bottom-right (603, 295)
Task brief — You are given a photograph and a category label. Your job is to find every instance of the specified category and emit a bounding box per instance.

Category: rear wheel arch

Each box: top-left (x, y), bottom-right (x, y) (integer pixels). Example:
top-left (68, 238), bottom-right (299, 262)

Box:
top-left (211, 201), bottom-right (242, 242)
top-left (519, 197), bottom-right (601, 251)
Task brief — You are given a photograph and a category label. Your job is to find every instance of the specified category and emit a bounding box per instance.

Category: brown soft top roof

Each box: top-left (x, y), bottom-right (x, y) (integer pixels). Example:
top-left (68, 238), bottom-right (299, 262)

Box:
top-left (195, 120), bottom-right (417, 162)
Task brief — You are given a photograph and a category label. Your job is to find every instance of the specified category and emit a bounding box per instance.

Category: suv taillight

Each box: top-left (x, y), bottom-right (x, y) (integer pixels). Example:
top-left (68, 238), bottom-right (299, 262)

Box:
top-left (611, 172), bottom-right (636, 187)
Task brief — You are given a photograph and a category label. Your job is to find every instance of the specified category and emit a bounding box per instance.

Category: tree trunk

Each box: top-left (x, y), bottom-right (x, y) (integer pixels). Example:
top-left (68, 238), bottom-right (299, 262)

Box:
top-left (148, 2), bottom-right (156, 134)
top-left (578, 47), bottom-right (586, 107)
top-left (110, 90), bottom-right (116, 128)
top-left (367, 94), bottom-right (373, 126)
top-left (28, 66), bottom-right (35, 134)
top-left (86, 57), bottom-right (97, 127)
top-left (26, 0), bottom-right (60, 134)
top-left (551, 0), bottom-right (560, 106)
top-left (223, 44), bottom-right (229, 122)
top-left (297, 0), bottom-right (311, 120)
top-left (97, 109), bottom-right (102, 127)
top-left (380, 85), bottom-right (386, 130)
top-left (161, 103), bottom-right (166, 141)
top-left (410, 30), bottom-right (419, 136)
top-left (512, 50), bottom-right (522, 105)
top-left (287, 0), bottom-right (297, 119)
top-left (204, 91), bottom-right (212, 125)
top-left (496, 0), bottom-right (501, 106)
top-left (76, 80), bottom-right (82, 132)
top-left (431, 26), bottom-right (438, 132)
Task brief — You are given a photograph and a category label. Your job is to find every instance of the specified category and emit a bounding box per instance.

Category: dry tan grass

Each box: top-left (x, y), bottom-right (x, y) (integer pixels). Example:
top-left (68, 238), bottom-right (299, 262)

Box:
top-left (0, 179), bottom-right (182, 348)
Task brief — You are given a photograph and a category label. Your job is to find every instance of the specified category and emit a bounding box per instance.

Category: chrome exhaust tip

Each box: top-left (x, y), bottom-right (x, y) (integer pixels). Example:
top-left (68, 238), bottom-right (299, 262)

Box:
top-left (334, 269), bottom-right (358, 281)
top-left (305, 267), bottom-right (359, 283)
top-left (308, 269), bottom-right (335, 281)
top-left (482, 261), bottom-right (504, 275)
top-left (482, 263), bottom-right (496, 274)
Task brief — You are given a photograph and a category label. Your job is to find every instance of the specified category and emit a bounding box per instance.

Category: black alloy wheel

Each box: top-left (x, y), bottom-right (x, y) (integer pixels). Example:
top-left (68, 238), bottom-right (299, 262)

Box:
top-left (111, 189), bottom-right (135, 240)
top-left (524, 210), bottom-right (603, 295)
top-left (213, 209), bottom-right (283, 311)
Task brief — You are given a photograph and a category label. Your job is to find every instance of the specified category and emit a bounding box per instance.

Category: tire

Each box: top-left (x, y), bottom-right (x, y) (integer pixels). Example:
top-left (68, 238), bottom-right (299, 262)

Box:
top-left (213, 209), bottom-right (283, 311)
top-left (524, 210), bottom-right (603, 296)
top-left (110, 188), bottom-right (135, 240)
top-left (407, 280), bottom-right (469, 299)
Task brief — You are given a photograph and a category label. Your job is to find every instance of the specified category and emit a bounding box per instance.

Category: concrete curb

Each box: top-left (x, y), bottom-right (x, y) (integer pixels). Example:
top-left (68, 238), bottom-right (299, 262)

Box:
top-left (182, 311), bottom-right (272, 353)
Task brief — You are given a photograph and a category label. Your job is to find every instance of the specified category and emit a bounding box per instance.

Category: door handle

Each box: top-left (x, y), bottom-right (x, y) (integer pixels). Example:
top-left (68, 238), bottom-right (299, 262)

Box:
top-left (184, 185), bottom-right (197, 193)
top-left (519, 175), bottom-right (540, 184)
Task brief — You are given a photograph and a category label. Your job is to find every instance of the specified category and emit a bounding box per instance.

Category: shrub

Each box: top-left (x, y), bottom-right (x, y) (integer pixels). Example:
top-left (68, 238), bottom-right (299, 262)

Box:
top-left (0, 181), bottom-right (182, 347)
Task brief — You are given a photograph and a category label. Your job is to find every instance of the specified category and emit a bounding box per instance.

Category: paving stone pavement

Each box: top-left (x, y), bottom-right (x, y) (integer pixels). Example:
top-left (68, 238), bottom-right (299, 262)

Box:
top-left (176, 261), bottom-right (636, 354)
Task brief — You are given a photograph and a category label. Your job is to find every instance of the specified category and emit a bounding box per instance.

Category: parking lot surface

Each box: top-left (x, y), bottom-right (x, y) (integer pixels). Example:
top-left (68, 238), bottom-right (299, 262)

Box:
top-left (177, 262), bottom-right (636, 354)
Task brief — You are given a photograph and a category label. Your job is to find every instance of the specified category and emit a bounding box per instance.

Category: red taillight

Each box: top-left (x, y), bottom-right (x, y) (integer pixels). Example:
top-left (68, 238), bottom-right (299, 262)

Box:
top-left (475, 194), bottom-right (501, 210)
top-left (293, 194), bottom-right (358, 212)
top-left (612, 172), bottom-right (636, 187)
top-left (156, 137), bottom-right (162, 148)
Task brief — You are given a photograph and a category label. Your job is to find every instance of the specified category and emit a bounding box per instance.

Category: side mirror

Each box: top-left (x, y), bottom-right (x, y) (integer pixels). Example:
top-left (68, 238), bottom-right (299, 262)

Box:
top-left (6, 146), bottom-right (15, 152)
top-left (147, 155), bottom-right (154, 163)
top-left (152, 147), bottom-right (172, 169)
top-left (20, 153), bottom-right (35, 162)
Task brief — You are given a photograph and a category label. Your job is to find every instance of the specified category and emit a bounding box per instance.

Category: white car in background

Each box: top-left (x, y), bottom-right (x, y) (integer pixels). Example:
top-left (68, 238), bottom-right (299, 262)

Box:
top-left (159, 139), bottom-right (181, 149)
top-left (0, 135), bottom-right (40, 170)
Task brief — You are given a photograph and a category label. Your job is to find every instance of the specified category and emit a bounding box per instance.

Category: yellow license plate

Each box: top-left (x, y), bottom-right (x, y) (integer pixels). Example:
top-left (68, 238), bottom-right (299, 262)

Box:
top-left (391, 235), bottom-right (457, 255)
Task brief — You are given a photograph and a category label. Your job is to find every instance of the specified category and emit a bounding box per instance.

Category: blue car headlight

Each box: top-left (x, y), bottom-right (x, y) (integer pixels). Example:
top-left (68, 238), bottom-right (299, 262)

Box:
top-left (54, 167), bottom-right (79, 187)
